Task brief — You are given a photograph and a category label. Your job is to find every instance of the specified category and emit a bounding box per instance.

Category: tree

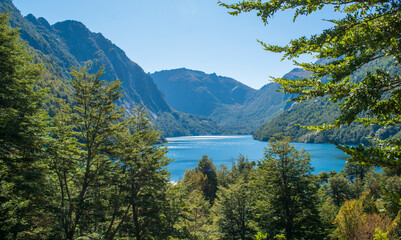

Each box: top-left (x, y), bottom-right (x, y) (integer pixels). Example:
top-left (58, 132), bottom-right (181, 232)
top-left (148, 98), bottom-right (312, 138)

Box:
top-left (231, 154), bottom-right (255, 182)
top-left (49, 69), bottom-right (174, 239)
top-left (113, 106), bottom-right (173, 240)
top-left (328, 174), bottom-right (352, 207)
top-left (217, 154), bottom-right (255, 189)
top-left (334, 198), bottom-right (392, 239)
top-left (195, 155), bottom-right (218, 203)
top-left (252, 137), bottom-right (323, 239)
top-left (213, 179), bottom-right (256, 240)
top-left (173, 189), bottom-right (214, 240)
top-left (0, 12), bottom-right (50, 239)
top-left (48, 64), bottom-right (125, 239)
top-left (218, 0), bottom-right (401, 168)
top-left (343, 161), bottom-right (374, 183)
top-left (334, 199), bottom-right (365, 240)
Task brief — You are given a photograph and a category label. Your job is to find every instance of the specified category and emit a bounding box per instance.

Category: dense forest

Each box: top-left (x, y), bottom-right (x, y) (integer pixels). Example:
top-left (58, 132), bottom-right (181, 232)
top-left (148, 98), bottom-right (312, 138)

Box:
top-left (1, 0), bottom-right (401, 239)
top-left (253, 57), bottom-right (401, 144)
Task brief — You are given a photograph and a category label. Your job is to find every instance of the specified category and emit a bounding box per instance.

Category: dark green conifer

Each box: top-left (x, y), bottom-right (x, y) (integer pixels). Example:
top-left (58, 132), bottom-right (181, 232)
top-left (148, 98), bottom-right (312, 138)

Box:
top-left (196, 155), bottom-right (218, 203)
top-left (252, 137), bottom-right (323, 239)
top-left (113, 106), bottom-right (173, 239)
top-left (0, 12), bottom-right (49, 239)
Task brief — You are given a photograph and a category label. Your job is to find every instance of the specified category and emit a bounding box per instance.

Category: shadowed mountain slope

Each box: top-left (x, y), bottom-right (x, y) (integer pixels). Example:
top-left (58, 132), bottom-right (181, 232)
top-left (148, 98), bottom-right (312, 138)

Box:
top-left (0, 0), bottom-right (223, 137)
top-left (152, 68), bottom-right (295, 134)
top-left (151, 68), bottom-right (257, 116)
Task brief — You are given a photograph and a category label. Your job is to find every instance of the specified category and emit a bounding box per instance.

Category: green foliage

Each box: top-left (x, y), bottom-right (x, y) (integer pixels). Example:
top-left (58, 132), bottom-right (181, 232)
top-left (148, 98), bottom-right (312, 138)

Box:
top-left (342, 161), bottom-right (374, 183)
top-left (173, 189), bottom-right (214, 239)
top-left (220, 2), bottom-right (401, 236)
top-left (217, 155), bottom-right (255, 189)
top-left (154, 111), bottom-right (223, 137)
top-left (112, 106), bottom-right (173, 239)
top-left (328, 174), bottom-right (352, 207)
top-left (273, 234), bottom-right (287, 240)
top-left (252, 137), bottom-right (323, 239)
top-left (196, 155), bottom-right (219, 203)
top-left (48, 64), bottom-right (126, 239)
top-left (333, 199), bottom-right (365, 240)
top-left (4, 0), bottom-right (401, 238)
top-left (254, 232), bottom-right (268, 240)
top-left (220, 0), bottom-right (401, 168)
top-left (172, 164), bottom-right (218, 239)
top-left (213, 179), bottom-right (256, 240)
top-left (252, 95), bottom-right (399, 144)
top-left (374, 229), bottom-right (390, 240)
top-left (333, 196), bottom-right (392, 240)
top-left (0, 12), bottom-right (51, 239)
top-left (43, 65), bottom-right (176, 239)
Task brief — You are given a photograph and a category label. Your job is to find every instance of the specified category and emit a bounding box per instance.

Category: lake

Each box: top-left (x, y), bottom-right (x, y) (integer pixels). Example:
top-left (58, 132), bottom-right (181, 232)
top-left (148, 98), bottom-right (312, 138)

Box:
top-left (165, 135), bottom-right (349, 181)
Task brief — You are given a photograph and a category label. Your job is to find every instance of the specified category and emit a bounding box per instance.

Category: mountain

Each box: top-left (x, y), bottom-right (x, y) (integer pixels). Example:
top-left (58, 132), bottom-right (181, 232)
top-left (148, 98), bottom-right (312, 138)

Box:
top-left (151, 68), bottom-right (295, 134)
top-left (151, 68), bottom-right (257, 116)
top-left (2, 0), bottom-right (170, 114)
top-left (1, 0), bottom-right (223, 137)
top-left (281, 67), bottom-right (312, 80)
top-left (253, 57), bottom-right (401, 144)
top-left (209, 82), bottom-right (294, 134)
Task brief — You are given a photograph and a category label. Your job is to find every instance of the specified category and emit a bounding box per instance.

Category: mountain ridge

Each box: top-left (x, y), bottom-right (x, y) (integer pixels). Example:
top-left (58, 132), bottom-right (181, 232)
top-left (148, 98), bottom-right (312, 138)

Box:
top-left (0, 0), bottom-right (223, 137)
top-left (253, 57), bottom-right (401, 144)
top-left (151, 68), bottom-right (295, 134)
top-left (151, 68), bottom-right (257, 116)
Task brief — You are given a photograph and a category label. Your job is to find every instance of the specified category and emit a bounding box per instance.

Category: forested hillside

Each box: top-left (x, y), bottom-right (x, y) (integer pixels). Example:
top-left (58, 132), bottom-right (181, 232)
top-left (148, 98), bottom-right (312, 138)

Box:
top-left (152, 68), bottom-right (295, 134)
top-left (0, 0), bottom-right (221, 137)
top-left (151, 68), bottom-right (257, 116)
top-left (2, 0), bottom-right (401, 239)
top-left (254, 57), bottom-right (401, 144)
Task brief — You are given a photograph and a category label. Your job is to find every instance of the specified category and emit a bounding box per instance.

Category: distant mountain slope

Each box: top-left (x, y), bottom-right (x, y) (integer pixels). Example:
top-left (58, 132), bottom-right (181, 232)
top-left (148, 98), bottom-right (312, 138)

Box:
top-left (0, 0), bottom-right (223, 137)
top-left (254, 57), bottom-right (401, 143)
top-left (152, 68), bottom-right (296, 134)
top-left (151, 68), bottom-right (257, 116)
top-left (2, 0), bottom-right (170, 114)
top-left (210, 82), bottom-right (295, 134)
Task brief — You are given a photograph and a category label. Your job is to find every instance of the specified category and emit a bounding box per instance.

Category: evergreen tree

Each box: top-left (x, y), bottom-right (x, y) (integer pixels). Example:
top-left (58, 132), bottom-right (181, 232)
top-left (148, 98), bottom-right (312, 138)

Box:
top-left (48, 64), bottom-right (125, 239)
top-left (173, 189), bottom-right (214, 240)
top-left (217, 155), bottom-right (255, 189)
top-left (0, 12), bottom-right (50, 239)
top-left (114, 106), bottom-right (172, 240)
top-left (213, 178), bottom-right (255, 240)
top-left (252, 137), bottom-right (323, 239)
top-left (219, 0), bottom-right (401, 169)
top-left (231, 154), bottom-right (255, 182)
top-left (196, 155), bottom-right (218, 203)
top-left (328, 174), bottom-right (352, 207)
top-left (342, 161), bottom-right (374, 183)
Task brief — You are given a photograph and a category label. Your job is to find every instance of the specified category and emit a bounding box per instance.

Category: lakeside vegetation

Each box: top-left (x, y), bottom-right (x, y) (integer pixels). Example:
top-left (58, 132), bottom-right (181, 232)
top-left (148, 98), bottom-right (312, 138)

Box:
top-left (1, 0), bottom-right (401, 239)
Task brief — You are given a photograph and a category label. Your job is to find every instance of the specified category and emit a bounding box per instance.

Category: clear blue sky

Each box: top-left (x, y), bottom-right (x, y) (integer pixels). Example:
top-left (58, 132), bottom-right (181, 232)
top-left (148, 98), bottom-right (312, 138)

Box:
top-left (13, 0), bottom-right (338, 89)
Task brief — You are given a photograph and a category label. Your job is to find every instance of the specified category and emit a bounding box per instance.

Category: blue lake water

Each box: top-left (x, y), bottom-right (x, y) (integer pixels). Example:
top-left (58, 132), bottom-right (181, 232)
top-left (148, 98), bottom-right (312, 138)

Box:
top-left (165, 135), bottom-right (349, 181)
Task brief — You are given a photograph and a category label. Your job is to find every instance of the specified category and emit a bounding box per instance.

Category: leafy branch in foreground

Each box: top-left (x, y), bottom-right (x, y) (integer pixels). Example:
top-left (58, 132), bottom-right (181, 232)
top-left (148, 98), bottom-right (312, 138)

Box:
top-left (219, 0), bottom-right (401, 168)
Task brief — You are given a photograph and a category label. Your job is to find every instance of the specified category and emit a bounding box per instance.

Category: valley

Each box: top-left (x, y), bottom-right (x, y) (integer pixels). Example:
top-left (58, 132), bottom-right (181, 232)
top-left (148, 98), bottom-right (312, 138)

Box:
top-left (2, 0), bottom-right (401, 239)
top-left (5, 0), bottom-right (399, 143)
